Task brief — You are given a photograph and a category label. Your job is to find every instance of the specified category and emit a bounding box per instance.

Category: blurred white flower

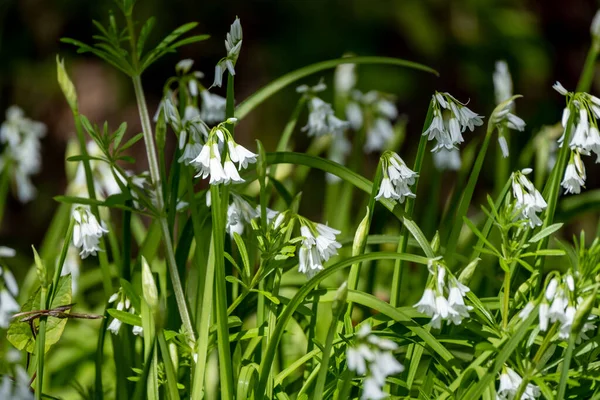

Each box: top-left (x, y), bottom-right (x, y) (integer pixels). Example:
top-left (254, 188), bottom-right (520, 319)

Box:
top-left (0, 265), bottom-right (19, 329)
top-left (200, 90), bottom-right (226, 124)
top-left (302, 96), bottom-right (349, 137)
top-left (346, 323), bottom-right (404, 400)
top-left (493, 61), bottom-right (513, 104)
top-left (0, 365), bottom-right (34, 399)
top-left (0, 106), bottom-right (46, 203)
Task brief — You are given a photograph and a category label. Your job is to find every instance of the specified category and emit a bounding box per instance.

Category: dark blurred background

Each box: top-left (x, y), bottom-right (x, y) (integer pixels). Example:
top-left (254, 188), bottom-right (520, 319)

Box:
top-left (1, 0), bottom-right (599, 253)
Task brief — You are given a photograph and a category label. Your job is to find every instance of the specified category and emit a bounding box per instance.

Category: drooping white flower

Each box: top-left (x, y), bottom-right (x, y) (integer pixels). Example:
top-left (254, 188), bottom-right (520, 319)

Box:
top-left (297, 221), bottom-right (341, 278)
top-left (561, 153), bottom-right (586, 194)
top-left (227, 139), bottom-right (257, 170)
top-left (375, 151), bottom-right (418, 202)
top-left (107, 289), bottom-right (142, 336)
top-left (72, 206), bottom-right (109, 259)
top-left (497, 367), bottom-right (540, 400)
top-left (511, 170), bottom-right (547, 228)
top-left (200, 90), bottom-right (226, 124)
top-left (414, 260), bottom-right (472, 328)
top-left (423, 92), bottom-right (483, 152)
top-left (592, 9), bottom-right (600, 40)
top-left (326, 134), bottom-right (352, 183)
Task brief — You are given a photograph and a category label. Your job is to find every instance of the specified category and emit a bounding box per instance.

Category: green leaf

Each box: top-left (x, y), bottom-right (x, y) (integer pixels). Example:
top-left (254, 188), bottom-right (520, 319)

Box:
top-left (108, 309), bottom-right (142, 327)
top-left (236, 56), bottom-right (438, 119)
top-left (118, 132), bottom-right (144, 153)
top-left (66, 155), bottom-right (106, 163)
top-left (232, 232), bottom-right (251, 281)
top-left (7, 275), bottom-right (72, 353)
top-left (529, 223), bottom-right (563, 243)
top-left (111, 122), bottom-right (128, 150)
top-left (137, 17), bottom-right (156, 58)
top-left (140, 22), bottom-right (201, 71)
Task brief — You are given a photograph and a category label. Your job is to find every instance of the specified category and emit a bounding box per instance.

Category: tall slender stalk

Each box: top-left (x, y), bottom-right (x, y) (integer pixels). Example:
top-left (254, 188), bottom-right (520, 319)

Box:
top-left (131, 75), bottom-right (195, 342)
top-left (390, 102), bottom-right (433, 307)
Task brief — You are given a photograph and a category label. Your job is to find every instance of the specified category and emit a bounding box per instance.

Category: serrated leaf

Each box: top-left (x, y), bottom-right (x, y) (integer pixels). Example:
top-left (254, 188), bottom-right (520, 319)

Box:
top-left (7, 275), bottom-right (72, 353)
top-left (107, 309), bottom-right (142, 327)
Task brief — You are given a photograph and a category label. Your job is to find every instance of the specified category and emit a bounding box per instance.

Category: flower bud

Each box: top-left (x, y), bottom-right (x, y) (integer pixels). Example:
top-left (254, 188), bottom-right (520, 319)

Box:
top-left (332, 281), bottom-right (348, 318)
top-left (56, 56), bottom-right (78, 113)
top-left (141, 257), bottom-right (159, 311)
top-left (431, 231), bottom-right (440, 254)
top-left (458, 258), bottom-right (480, 286)
top-left (591, 10), bottom-right (600, 41)
top-left (32, 245), bottom-right (48, 289)
top-left (352, 207), bottom-right (370, 257)
top-left (572, 291), bottom-right (596, 335)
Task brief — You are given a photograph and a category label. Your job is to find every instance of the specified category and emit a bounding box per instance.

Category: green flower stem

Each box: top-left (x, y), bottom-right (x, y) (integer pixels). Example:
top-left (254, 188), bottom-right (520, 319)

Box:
top-left (576, 39), bottom-right (600, 93)
top-left (73, 112), bottom-right (113, 298)
top-left (312, 314), bottom-right (337, 400)
top-left (501, 259), bottom-right (510, 330)
top-left (534, 38), bottom-right (597, 286)
top-left (49, 218), bottom-right (75, 303)
top-left (277, 96), bottom-right (307, 152)
top-left (131, 75), bottom-right (195, 342)
top-left (342, 160), bottom-right (381, 334)
top-left (35, 285), bottom-right (48, 400)
top-left (190, 235), bottom-right (215, 400)
top-left (390, 101), bottom-right (433, 307)
top-left (209, 184), bottom-right (234, 400)
top-left (557, 334), bottom-right (576, 400)
top-left (445, 124), bottom-right (494, 262)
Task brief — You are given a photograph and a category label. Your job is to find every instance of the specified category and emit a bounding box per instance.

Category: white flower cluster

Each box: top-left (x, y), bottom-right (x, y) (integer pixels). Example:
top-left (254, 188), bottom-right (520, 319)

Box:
top-left (0, 106), bottom-right (46, 203)
top-left (553, 81), bottom-right (600, 194)
top-left (298, 81), bottom-right (349, 138)
top-left (491, 62), bottom-right (526, 158)
top-left (375, 151), bottom-right (418, 203)
top-left (0, 251), bottom-right (19, 329)
top-left (414, 259), bottom-right (472, 328)
top-left (510, 169), bottom-right (547, 228)
top-left (107, 289), bottom-right (143, 336)
top-left (213, 17), bottom-right (242, 88)
top-left (531, 273), bottom-right (597, 342)
top-left (497, 366), bottom-right (540, 400)
top-left (199, 90), bottom-right (226, 125)
top-left (72, 206), bottom-right (109, 259)
top-left (298, 220), bottom-right (341, 278)
top-left (346, 90), bottom-right (398, 152)
top-left (423, 92), bottom-right (484, 152)
top-left (346, 324), bottom-right (404, 400)
top-left (192, 121), bottom-right (257, 185)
